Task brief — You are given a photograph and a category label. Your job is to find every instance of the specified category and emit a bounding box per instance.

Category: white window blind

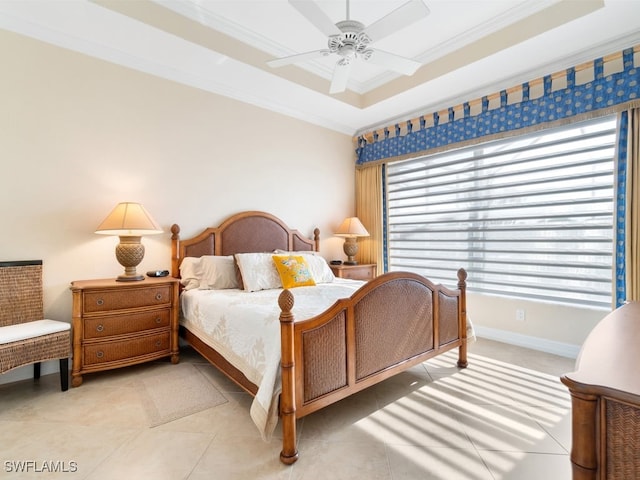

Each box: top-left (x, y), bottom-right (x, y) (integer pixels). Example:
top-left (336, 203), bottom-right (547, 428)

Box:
top-left (386, 115), bottom-right (617, 308)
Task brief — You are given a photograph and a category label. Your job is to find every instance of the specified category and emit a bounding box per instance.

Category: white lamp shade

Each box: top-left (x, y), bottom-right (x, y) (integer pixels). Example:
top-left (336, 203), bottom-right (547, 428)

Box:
top-left (335, 217), bottom-right (369, 237)
top-left (95, 202), bottom-right (163, 236)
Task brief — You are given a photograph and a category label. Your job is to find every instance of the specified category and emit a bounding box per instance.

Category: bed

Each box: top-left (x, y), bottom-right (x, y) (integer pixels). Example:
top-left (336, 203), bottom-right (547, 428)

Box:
top-left (170, 210), bottom-right (468, 464)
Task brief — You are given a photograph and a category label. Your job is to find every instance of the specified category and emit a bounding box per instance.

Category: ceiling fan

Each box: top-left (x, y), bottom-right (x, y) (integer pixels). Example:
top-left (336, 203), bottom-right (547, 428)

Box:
top-left (267, 0), bottom-right (430, 94)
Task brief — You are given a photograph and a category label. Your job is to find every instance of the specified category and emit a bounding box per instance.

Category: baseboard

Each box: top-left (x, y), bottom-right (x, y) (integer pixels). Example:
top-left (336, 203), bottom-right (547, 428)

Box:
top-left (474, 326), bottom-right (581, 359)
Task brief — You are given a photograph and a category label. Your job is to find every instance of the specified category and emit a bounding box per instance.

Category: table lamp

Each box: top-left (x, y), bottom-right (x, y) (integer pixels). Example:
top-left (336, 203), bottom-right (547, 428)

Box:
top-left (335, 217), bottom-right (369, 265)
top-left (95, 202), bottom-right (163, 281)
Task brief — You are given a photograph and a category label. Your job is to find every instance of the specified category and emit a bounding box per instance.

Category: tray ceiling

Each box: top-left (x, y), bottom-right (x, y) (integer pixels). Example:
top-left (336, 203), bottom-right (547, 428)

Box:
top-left (1, 0), bottom-right (639, 134)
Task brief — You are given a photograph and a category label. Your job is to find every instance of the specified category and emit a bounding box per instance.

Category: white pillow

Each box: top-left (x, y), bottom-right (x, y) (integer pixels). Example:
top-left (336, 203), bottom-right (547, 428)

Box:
top-left (199, 255), bottom-right (238, 290)
top-left (235, 253), bottom-right (282, 292)
top-left (306, 255), bottom-right (335, 283)
top-left (179, 257), bottom-right (201, 290)
top-left (274, 250), bottom-right (334, 283)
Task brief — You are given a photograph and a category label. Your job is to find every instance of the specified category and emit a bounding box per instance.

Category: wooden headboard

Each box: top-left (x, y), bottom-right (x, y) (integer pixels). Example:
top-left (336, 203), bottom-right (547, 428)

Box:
top-left (170, 211), bottom-right (320, 278)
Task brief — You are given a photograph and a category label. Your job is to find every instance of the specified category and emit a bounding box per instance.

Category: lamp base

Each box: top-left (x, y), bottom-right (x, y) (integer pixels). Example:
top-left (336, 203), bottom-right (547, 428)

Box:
top-left (116, 273), bottom-right (145, 282)
top-left (115, 236), bottom-right (145, 282)
top-left (343, 237), bottom-right (359, 266)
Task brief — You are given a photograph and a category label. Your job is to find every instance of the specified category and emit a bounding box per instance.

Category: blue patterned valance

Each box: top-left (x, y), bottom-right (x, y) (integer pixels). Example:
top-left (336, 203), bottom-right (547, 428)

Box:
top-left (356, 47), bottom-right (640, 165)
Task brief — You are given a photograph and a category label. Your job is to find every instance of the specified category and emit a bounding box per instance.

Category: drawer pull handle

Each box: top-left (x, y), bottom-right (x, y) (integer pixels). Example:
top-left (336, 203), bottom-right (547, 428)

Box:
top-left (96, 299), bottom-right (104, 306)
top-left (155, 340), bottom-right (162, 347)
top-left (96, 351), bottom-right (104, 359)
top-left (155, 317), bottom-right (162, 324)
top-left (155, 293), bottom-right (163, 301)
top-left (96, 324), bottom-right (104, 332)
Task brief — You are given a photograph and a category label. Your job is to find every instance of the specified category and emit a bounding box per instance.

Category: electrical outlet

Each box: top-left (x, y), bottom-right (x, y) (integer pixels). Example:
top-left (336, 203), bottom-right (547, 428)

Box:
top-left (516, 309), bottom-right (526, 321)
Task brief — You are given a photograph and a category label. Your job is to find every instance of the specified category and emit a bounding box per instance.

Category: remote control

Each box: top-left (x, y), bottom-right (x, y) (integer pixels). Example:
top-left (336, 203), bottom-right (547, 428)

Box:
top-left (147, 270), bottom-right (169, 277)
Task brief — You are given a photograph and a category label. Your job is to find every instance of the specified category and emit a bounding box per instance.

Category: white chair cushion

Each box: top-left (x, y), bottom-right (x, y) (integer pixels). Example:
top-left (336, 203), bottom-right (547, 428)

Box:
top-left (0, 319), bottom-right (70, 344)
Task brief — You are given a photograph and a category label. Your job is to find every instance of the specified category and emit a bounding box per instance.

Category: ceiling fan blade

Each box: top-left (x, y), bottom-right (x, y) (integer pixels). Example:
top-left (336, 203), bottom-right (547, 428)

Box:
top-left (267, 49), bottom-right (330, 68)
top-left (289, 0), bottom-right (341, 37)
top-left (365, 49), bottom-right (422, 76)
top-left (362, 0), bottom-right (430, 42)
top-left (329, 60), bottom-right (352, 94)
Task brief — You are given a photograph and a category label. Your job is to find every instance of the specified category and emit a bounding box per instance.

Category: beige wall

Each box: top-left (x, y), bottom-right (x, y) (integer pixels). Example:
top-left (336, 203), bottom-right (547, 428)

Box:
top-left (467, 293), bottom-right (607, 357)
top-left (0, 31), bottom-right (355, 383)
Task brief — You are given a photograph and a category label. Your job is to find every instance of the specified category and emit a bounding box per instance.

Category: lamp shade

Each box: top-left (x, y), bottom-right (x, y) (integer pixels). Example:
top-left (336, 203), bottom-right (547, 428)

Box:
top-left (95, 202), bottom-right (163, 236)
top-left (334, 217), bottom-right (369, 237)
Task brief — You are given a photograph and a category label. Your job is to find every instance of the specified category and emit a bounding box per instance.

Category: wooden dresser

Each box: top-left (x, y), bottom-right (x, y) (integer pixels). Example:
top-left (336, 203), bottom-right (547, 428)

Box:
top-left (561, 301), bottom-right (640, 480)
top-left (70, 277), bottom-right (179, 387)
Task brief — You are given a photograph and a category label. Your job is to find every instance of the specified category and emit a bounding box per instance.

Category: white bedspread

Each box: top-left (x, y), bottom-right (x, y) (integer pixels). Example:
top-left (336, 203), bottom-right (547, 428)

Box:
top-left (180, 279), bottom-right (364, 440)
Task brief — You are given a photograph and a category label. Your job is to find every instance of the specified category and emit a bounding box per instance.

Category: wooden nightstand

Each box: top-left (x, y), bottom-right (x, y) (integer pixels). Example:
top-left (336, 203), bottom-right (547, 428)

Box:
top-left (70, 276), bottom-right (180, 387)
top-left (330, 263), bottom-right (377, 281)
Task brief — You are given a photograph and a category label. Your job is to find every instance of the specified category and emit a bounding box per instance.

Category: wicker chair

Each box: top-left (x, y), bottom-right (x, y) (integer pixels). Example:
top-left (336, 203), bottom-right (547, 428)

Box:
top-left (0, 260), bottom-right (71, 391)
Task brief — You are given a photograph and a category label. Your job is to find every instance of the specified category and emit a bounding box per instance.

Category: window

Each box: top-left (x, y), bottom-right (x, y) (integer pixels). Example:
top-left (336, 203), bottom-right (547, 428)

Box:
top-left (386, 115), bottom-right (617, 308)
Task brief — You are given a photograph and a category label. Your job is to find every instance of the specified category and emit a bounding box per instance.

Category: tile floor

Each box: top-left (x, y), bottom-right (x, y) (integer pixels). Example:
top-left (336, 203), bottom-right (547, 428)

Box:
top-left (0, 339), bottom-right (576, 479)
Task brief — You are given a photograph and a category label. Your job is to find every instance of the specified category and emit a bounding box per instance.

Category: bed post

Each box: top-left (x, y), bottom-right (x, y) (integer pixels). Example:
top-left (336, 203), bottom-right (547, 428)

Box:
top-left (457, 268), bottom-right (468, 369)
top-left (313, 228), bottom-right (320, 252)
top-left (170, 224), bottom-right (181, 278)
top-left (278, 289), bottom-right (299, 465)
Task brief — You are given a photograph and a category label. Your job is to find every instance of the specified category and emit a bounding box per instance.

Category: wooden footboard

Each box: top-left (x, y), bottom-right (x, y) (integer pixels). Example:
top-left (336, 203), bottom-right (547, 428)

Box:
top-left (278, 269), bottom-right (468, 464)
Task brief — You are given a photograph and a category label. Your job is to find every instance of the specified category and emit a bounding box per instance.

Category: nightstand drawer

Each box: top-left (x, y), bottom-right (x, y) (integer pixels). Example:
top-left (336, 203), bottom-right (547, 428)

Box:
top-left (341, 266), bottom-right (375, 280)
top-left (83, 309), bottom-right (170, 339)
top-left (331, 264), bottom-right (377, 281)
top-left (82, 285), bottom-right (172, 313)
top-left (83, 331), bottom-right (170, 365)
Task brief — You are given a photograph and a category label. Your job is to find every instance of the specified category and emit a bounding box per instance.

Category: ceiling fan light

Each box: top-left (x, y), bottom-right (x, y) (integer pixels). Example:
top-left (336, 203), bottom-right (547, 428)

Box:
top-left (327, 36), bottom-right (343, 51)
top-left (357, 32), bottom-right (371, 46)
top-left (360, 50), bottom-right (373, 61)
top-left (338, 45), bottom-right (356, 58)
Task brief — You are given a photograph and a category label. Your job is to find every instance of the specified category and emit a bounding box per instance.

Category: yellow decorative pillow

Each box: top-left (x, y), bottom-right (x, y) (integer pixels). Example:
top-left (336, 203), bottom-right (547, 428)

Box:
top-left (272, 255), bottom-right (316, 289)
